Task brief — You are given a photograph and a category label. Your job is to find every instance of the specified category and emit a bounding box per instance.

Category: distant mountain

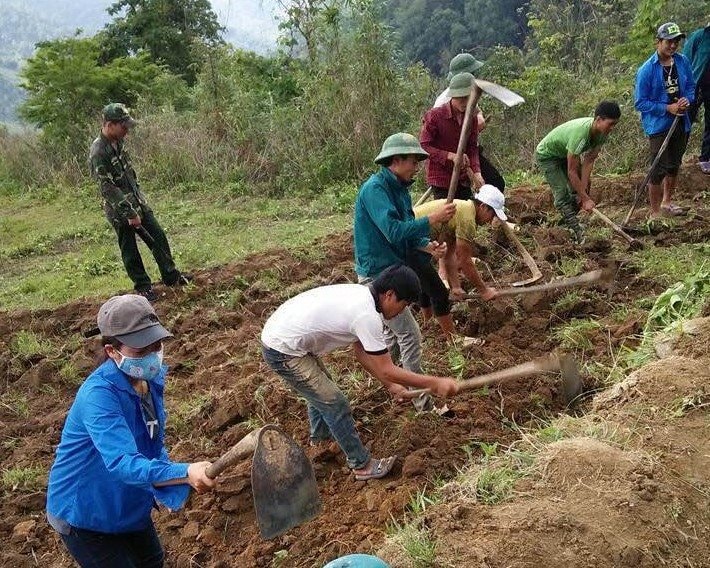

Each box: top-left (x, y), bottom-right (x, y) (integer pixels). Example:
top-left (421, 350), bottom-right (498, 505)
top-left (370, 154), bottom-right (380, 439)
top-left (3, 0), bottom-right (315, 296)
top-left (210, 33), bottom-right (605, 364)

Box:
top-left (0, 0), bottom-right (279, 124)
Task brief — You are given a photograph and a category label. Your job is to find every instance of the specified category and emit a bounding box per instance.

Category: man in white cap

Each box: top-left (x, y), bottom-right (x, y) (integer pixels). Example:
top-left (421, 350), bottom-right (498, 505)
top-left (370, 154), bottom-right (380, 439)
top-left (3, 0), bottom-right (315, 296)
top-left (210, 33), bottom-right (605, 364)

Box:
top-left (414, 185), bottom-right (505, 302)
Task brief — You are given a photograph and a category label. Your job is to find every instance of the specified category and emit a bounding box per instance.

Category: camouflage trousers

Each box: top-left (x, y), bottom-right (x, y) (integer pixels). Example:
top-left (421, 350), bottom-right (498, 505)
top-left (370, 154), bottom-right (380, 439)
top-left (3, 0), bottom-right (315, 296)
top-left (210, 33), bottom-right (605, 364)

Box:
top-left (109, 209), bottom-right (180, 291)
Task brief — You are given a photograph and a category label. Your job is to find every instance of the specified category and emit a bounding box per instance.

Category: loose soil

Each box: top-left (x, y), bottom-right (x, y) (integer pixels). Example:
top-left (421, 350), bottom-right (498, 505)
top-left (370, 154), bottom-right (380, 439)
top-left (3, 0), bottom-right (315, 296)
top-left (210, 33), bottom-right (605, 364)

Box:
top-left (1, 167), bottom-right (708, 567)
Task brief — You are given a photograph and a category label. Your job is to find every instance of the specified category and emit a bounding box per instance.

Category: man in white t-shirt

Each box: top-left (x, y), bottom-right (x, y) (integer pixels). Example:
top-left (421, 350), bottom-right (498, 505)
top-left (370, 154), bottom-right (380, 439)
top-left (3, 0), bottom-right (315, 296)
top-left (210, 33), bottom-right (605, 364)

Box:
top-left (261, 265), bottom-right (458, 481)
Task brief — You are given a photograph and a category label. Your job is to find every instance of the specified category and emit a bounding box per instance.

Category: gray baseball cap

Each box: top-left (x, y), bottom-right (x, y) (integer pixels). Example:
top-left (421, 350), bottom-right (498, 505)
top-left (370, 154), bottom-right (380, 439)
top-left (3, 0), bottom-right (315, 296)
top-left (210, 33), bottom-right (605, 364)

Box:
top-left (97, 294), bottom-right (172, 348)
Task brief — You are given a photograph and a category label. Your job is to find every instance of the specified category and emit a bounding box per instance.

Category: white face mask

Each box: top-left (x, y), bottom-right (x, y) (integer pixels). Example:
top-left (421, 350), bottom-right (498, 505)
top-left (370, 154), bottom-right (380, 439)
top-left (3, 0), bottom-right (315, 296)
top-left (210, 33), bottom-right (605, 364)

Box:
top-left (116, 347), bottom-right (164, 381)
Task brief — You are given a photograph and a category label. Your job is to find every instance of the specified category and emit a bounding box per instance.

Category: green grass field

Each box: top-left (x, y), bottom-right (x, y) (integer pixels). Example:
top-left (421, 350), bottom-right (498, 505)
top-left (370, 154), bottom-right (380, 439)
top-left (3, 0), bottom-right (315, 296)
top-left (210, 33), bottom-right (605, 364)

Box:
top-left (0, 182), bottom-right (352, 309)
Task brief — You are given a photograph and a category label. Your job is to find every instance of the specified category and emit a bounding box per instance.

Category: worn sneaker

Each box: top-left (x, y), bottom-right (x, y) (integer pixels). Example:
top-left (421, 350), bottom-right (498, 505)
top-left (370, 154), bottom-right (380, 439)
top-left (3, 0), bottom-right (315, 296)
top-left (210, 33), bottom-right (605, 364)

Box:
top-left (136, 287), bottom-right (158, 302)
top-left (698, 161), bottom-right (710, 175)
top-left (165, 273), bottom-right (193, 287)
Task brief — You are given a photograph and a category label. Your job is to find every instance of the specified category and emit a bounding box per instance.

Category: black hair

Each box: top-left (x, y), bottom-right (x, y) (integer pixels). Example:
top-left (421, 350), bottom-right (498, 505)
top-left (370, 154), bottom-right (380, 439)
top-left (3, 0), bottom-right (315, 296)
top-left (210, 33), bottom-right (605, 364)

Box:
top-left (594, 100), bottom-right (621, 120)
top-left (371, 265), bottom-right (422, 303)
top-left (96, 336), bottom-right (123, 365)
top-left (380, 155), bottom-right (411, 167)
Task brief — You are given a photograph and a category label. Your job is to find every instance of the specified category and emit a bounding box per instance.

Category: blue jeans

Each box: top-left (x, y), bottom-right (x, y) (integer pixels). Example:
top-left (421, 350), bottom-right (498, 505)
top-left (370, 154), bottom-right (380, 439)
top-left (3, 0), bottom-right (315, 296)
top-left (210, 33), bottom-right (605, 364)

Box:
top-left (262, 345), bottom-right (370, 469)
top-left (60, 522), bottom-right (163, 568)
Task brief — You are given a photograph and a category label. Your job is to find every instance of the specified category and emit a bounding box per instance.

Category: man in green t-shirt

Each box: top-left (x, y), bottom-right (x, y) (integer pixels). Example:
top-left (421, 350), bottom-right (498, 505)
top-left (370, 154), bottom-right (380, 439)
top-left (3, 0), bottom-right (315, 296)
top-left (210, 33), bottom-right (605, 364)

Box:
top-left (535, 101), bottom-right (621, 243)
top-left (414, 184), bottom-right (506, 303)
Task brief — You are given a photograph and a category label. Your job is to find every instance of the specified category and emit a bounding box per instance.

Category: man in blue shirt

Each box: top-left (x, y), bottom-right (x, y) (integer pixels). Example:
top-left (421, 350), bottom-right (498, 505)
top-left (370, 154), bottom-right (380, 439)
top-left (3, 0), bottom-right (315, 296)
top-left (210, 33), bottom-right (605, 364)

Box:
top-left (353, 133), bottom-right (455, 409)
top-left (683, 23), bottom-right (710, 173)
top-left (635, 22), bottom-right (696, 218)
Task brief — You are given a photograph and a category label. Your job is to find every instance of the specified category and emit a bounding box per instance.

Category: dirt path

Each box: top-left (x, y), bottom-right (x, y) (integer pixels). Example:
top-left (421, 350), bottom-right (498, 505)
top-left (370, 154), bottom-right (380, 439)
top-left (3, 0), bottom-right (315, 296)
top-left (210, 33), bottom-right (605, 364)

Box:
top-left (1, 168), bottom-right (708, 567)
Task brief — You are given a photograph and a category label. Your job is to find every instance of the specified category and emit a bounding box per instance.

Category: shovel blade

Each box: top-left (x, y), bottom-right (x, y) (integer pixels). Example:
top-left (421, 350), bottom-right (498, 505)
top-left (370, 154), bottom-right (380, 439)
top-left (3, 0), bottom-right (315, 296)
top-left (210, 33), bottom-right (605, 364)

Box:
top-left (559, 354), bottom-right (583, 405)
top-left (251, 425), bottom-right (321, 539)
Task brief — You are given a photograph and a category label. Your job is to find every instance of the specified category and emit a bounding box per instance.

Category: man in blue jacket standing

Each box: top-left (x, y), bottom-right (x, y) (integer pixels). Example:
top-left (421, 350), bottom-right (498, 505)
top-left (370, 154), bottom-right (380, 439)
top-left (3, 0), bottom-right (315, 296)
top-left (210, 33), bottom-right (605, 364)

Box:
top-left (683, 23), bottom-right (710, 174)
top-left (353, 133), bottom-right (455, 410)
top-left (635, 22), bottom-right (696, 218)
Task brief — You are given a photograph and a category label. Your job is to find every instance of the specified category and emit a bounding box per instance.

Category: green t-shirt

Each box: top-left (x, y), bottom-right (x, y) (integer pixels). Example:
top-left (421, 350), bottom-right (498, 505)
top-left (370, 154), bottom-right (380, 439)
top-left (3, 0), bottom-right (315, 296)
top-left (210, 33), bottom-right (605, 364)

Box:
top-left (535, 117), bottom-right (607, 161)
top-left (414, 199), bottom-right (477, 244)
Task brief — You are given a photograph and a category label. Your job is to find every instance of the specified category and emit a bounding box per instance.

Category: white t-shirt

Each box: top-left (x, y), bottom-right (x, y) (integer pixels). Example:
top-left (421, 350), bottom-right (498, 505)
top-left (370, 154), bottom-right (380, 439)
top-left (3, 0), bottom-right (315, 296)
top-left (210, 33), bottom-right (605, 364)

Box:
top-left (261, 284), bottom-right (388, 357)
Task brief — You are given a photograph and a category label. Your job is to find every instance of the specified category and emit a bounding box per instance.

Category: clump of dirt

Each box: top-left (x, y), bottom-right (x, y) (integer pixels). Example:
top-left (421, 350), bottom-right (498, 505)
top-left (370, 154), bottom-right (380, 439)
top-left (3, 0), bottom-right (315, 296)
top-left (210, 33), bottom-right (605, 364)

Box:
top-left (1, 168), bottom-right (708, 567)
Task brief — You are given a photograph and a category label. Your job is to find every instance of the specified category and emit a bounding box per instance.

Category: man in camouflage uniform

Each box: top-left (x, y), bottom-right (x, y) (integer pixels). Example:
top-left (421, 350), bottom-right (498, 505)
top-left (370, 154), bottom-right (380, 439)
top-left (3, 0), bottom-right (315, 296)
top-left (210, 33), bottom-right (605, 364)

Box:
top-left (89, 103), bottom-right (190, 301)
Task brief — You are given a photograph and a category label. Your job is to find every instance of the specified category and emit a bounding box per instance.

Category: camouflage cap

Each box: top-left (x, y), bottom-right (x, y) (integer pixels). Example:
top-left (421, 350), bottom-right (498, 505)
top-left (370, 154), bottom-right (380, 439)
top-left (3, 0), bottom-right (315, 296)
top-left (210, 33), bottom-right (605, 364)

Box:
top-left (446, 53), bottom-right (484, 81)
top-left (102, 103), bottom-right (137, 127)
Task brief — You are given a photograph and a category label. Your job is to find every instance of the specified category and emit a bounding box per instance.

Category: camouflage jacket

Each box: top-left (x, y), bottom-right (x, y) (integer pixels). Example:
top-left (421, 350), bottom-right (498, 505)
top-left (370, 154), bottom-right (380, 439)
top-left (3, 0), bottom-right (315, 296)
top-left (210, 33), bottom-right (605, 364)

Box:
top-left (89, 134), bottom-right (151, 222)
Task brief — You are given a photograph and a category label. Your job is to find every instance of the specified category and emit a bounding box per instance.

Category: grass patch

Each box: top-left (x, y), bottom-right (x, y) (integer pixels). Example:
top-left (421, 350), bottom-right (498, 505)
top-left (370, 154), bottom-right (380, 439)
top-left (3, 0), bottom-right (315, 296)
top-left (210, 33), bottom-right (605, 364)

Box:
top-left (557, 256), bottom-right (585, 278)
top-left (552, 318), bottom-right (603, 351)
top-left (2, 466), bottom-right (44, 491)
top-left (0, 392), bottom-right (30, 418)
top-left (167, 393), bottom-right (212, 437)
top-left (629, 243), bottom-right (710, 287)
top-left (10, 330), bottom-right (54, 360)
top-left (0, 182), bottom-right (351, 310)
top-left (386, 520), bottom-right (438, 567)
top-left (552, 290), bottom-right (583, 313)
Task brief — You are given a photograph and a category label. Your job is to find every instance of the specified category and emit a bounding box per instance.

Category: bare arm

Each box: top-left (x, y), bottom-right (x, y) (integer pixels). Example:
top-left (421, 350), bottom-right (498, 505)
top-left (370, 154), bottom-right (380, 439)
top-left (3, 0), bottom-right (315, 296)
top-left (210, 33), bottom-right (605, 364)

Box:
top-left (352, 343), bottom-right (458, 397)
top-left (566, 153), bottom-right (595, 211)
top-left (455, 239), bottom-right (497, 300)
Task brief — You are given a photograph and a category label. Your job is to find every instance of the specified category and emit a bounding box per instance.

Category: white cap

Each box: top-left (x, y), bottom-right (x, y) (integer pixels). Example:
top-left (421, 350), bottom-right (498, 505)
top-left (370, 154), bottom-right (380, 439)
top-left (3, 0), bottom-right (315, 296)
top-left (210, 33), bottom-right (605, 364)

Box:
top-left (474, 184), bottom-right (507, 221)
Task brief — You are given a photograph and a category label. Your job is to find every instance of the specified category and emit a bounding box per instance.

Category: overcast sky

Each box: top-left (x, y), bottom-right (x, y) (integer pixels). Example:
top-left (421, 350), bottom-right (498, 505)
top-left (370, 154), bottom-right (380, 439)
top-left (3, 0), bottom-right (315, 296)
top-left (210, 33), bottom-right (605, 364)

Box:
top-left (211, 0), bottom-right (280, 53)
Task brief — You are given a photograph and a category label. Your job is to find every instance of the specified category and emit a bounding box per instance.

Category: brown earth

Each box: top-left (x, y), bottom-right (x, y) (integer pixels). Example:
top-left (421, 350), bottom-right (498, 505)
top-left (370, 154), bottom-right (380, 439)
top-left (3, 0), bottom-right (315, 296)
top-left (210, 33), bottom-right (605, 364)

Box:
top-left (1, 167), bottom-right (708, 567)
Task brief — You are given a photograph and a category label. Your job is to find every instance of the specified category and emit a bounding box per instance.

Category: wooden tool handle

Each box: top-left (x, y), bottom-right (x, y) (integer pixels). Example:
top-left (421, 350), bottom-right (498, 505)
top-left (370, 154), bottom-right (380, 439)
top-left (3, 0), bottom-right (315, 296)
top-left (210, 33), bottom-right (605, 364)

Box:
top-left (591, 208), bottom-right (636, 245)
top-left (407, 353), bottom-right (561, 397)
top-left (501, 222), bottom-right (542, 278)
top-left (154, 428), bottom-right (261, 488)
top-left (494, 268), bottom-right (609, 297)
top-left (447, 86), bottom-right (482, 203)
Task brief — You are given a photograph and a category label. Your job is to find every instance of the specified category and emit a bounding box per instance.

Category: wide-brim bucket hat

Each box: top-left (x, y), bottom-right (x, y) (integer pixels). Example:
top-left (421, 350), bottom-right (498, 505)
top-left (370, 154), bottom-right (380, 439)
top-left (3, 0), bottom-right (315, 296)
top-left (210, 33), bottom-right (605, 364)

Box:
top-left (448, 72), bottom-right (475, 98)
top-left (446, 53), bottom-right (484, 81)
top-left (374, 133), bottom-right (429, 165)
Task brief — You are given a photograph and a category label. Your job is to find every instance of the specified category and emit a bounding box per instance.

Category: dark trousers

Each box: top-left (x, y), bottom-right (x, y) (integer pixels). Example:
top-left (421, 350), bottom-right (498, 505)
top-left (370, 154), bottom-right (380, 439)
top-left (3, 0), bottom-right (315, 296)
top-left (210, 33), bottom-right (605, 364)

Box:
top-left (406, 251), bottom-right (450, 316)
top-left (111, 209), bottom-right (180, 291)
top-left (479, 147), bottom-right (506, 193)
top-left (430, 148), bottom-right (505, 201)
top-left (60, 523), bottom-right (164, 568)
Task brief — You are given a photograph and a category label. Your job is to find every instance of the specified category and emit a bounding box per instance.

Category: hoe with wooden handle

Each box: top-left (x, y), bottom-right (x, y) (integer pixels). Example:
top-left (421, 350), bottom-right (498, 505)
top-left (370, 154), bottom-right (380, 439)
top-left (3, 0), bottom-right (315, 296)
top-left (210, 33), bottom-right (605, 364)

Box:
top-left (457, 267), bottom-right (614, 300)
top-left (500, 221), bottom-right (543, 286)
top-left (406, 352), bottom-right (583, 405)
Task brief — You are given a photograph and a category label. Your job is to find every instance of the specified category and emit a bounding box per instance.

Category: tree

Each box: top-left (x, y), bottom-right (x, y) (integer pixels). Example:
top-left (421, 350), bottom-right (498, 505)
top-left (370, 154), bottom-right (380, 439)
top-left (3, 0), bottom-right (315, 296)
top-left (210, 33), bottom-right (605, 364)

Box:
top-left (384, 0), bottom-right (528, 75)
top-left (19, 35), bottom-right (183, 155)
top-left (101, 0), bottom-right (224, 85)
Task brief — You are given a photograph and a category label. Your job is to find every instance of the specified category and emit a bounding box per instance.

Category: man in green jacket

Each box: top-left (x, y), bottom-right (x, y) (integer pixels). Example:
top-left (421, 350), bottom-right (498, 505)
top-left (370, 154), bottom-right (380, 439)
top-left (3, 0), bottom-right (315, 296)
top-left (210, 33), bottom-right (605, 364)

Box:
top-left (535, 101), bottom-right (621, 243)
top-left (89, 103), bottom-right (190, 301)
top-left (353, 133), bottom-right (455, 410)
top-left (684, 23), bottom-right (710, 173)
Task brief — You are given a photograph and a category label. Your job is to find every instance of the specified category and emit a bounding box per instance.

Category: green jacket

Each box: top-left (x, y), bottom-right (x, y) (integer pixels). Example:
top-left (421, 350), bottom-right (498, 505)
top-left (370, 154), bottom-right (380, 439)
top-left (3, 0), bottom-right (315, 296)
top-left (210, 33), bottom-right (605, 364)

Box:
top-left (89, 134), bottom-right (151, 222)
top-left (683, 26), bottom-right (710, 86)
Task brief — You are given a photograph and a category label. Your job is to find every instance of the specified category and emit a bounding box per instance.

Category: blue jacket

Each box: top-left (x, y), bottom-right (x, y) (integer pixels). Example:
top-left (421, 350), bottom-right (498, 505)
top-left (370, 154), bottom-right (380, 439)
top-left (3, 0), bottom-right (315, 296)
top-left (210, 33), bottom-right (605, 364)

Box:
top-left (353, 167), bottom-right (430, 278)
top-left (683, 26), bottom-right (710, 86)
top-left (46, 359), bottom-right (190, 533)
top-left (634, 51), bottom-right (696, 136)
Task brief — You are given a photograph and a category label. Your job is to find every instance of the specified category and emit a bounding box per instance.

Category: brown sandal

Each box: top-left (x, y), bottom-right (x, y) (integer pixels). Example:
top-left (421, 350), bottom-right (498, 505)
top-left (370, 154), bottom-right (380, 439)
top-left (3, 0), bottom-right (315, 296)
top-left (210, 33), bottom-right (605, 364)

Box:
top-left (353, 456), bottom-right (397, 481)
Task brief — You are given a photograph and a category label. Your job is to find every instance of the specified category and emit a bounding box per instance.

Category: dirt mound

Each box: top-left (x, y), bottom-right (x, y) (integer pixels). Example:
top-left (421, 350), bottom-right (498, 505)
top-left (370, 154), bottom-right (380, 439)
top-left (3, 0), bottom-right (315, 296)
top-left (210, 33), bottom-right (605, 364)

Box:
top-left (1, 169), bottom-right (708, 567)
top-left (391, 325), bottom-right (710, 568)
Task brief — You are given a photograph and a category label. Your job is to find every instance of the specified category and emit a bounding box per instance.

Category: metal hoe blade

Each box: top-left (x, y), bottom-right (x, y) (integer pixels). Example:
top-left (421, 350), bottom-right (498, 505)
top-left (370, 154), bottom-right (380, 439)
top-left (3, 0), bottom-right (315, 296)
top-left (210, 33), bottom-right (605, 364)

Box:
top-left (559, 354), bottom-right (583, 405)
top-left (251, 425), bottom-right (321, 539)
top-left (474, 79), bottom-right (525, 108)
